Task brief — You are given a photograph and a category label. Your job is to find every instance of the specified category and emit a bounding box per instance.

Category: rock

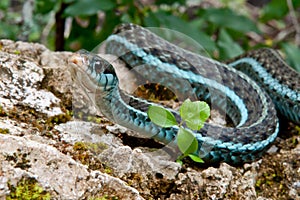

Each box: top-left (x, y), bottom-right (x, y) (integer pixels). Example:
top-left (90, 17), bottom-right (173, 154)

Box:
top-left (0, 39), bottom-right (144, 199)
top-left (0, 133), bottom-right (143, 200)
top-left (0, 41), bottom-right (62, 117)
top-left (0, 39), bottom-right (299, 199)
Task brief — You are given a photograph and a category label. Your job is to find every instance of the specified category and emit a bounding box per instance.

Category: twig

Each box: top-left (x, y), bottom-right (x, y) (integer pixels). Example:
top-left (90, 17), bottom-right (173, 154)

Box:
top-left (287, 0), bottom-right (300, 46)
top-left (41, 12), bottom-right (55, 45)
top-left (19, 0), bottom-right (34, 41)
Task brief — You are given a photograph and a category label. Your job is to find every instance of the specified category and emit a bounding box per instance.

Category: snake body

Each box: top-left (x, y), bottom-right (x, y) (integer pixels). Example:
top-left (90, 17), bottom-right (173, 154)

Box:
top-left (71, 23), bottom-right (299, 164)
top-left (228, 49), bottom-right (300, 124)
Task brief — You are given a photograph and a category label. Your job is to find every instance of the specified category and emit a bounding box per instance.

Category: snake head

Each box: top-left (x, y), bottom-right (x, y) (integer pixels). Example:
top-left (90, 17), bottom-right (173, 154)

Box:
top-left (69, 50), bottom-right (118, 92)
top-left (74, 49), bottom-right (116, 76)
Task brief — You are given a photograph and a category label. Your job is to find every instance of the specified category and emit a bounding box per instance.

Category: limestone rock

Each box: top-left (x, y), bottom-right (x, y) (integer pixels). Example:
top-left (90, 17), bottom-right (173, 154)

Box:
top-left (0, 39), bottom-right (299, 199)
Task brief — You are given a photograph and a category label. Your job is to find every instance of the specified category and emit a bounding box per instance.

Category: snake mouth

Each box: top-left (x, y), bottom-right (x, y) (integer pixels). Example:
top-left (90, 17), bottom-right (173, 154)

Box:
top-left (69, 53), bottom-right (99, 92)
top-left (69, 51), bottom-right (90, 72)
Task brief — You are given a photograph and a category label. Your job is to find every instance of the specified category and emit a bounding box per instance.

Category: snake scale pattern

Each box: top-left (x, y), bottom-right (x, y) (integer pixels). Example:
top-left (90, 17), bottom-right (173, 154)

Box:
top-left (70, 23), bottom-right (300, 164)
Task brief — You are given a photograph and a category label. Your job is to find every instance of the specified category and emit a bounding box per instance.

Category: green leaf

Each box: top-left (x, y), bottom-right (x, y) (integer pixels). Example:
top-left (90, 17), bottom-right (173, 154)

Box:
top-left (176, 159), bottom-right (183, 165)
top-left (188, 154), bottom-right (204, 163)
top-left (201, 8), bottom-right (260, 33)
top-left (155, 0), bottom-right (186, 5)
top-left (180, 99), bottom-right (210, 130)
top-left (177, 127), bottom-right (198, 155)
top-left (147, 105), bottom-right (177, 127)
top-left (144, 10), bottom-right (216, 53)
top-left (260, 0), bottom-right (300, 22)
top-left (281, 43), bottom-right (300, 72)
top-left (0, 23), bottom-right (19, 39)
top-left (260, 0), bottom-right (287, 21)
top-left (0, 0), bottom-right (9, 10)
top-left (64, 0), bottom-right (115, 16)
top-left (63, 0), bottom-right (75, 3)
top-left (217, 28), bottom-right (244, 60)
top-left (35, 0), bottom-right (61, 14)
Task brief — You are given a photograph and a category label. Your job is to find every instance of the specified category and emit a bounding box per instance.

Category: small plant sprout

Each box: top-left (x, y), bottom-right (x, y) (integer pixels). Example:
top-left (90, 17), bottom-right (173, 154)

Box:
top-left (147, 99), bottom-right (210, 164)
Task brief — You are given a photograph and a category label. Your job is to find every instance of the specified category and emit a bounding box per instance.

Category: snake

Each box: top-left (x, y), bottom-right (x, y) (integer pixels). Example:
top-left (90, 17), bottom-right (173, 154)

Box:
top-left (70, 23), bottom-right (300, 165)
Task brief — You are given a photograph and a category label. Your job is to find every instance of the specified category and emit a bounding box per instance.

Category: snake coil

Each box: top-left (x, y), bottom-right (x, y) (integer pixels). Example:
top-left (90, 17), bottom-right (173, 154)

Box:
top-left (70, 23), bottom-right (299, 164)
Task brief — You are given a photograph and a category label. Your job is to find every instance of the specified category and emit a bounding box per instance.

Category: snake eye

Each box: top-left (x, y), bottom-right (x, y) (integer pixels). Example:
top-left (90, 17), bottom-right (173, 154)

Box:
top-left (76, 51), bottom-right (115, 77)
top-left (91, 58), bottom-right (103, 75)
top-left (91, 56), bottom-right (116, 75)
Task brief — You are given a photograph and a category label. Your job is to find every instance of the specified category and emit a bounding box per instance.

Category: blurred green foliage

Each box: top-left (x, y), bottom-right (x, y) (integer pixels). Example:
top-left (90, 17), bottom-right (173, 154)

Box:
top-left (0, 0), bottom-right (300, 70)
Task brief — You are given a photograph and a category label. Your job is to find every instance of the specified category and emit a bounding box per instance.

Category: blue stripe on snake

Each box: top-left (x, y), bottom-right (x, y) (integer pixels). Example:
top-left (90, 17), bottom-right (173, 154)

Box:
top-left (230, 58), bottom-right (300, 102)
top-left (70, 23), bottom-right (299, 165)
top-left (229, 57), bottom-right (300, 123)
top-left (107, 34), bottom-right (249, 127)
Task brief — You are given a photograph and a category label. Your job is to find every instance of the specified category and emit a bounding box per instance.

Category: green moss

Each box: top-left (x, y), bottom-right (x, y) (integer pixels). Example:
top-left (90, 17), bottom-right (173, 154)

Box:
top-left (86, 115), bottom-right (103, 124)
top-left (88, 195), bottom-right (119, 200)
top-left (72, 110), bottom-right (105, 124)
top-left (103, 166), bottom-right (113, 175)
top-left (73, 141), bottom-right (88, 151)
top-left (134, 83), bottom-right (176, 101)
top-left (255, 179), bottom-right (262, 187)
top-left (72, 141), bottom-right (109, 171)
top-left (1, 105), bottom-right (52, 133)
top-left (7, 177), bottom-right (51, 200)
top-left (73, 141), bottom-right (108, 154)
top-left (13, 50), bottom-right (21, 55)
top-left (46, 113), bottom-right (72, 128)
top-left (295, 126), bottom-right (300, 135)
top-left (126, 173), bottom-right (143, 187)
top-left (0, 128), bottom-right (9, 134)
top-left (87, 142), bottom-right (108, 154)
top-left (0, 105), bottom-right (8, 117)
